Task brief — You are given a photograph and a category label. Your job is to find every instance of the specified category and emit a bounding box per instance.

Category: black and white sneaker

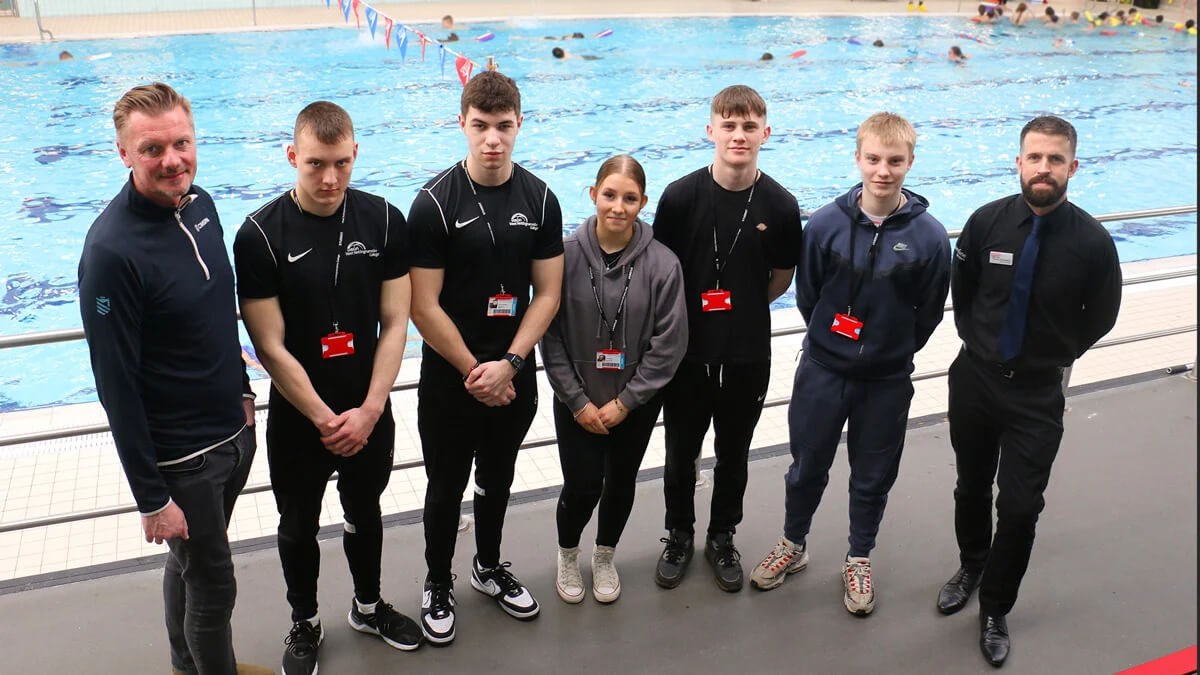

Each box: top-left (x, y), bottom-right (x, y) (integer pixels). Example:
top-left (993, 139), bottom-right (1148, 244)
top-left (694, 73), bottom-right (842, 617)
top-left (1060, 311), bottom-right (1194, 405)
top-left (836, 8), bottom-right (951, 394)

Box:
top-left (470, 556), bottom-right (540, 620)
top-left (282, 619), bottom-right (323, 675)
top-left (420, 580), bottom-right (457, 645)
top-left (348, 598), bottom-right (422, 651)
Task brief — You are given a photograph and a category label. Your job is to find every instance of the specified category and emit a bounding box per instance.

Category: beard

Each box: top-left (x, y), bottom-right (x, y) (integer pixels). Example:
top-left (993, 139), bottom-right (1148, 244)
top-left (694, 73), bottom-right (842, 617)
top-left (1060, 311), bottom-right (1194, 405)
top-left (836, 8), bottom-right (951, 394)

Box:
top-left (1021, 175), bottom-right (1067, 208)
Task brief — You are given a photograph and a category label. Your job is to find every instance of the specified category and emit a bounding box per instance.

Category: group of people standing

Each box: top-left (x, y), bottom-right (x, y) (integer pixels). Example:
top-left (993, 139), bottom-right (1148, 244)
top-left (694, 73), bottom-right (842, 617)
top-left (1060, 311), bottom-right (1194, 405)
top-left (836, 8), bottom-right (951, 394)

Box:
top-left (77, 71), bottom-right (1120, 674)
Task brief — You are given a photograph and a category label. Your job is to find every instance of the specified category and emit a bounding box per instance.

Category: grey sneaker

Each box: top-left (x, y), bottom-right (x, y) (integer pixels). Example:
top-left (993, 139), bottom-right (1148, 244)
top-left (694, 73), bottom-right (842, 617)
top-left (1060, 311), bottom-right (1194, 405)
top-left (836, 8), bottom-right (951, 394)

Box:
top-left (591, 545), bottom-right (621, 603)
top-left (750, 537), bottom-right (809, 591)
top-left (843, 556), bottom-right (876, 616)
top-left (556, 546), bottom-right (585, 604)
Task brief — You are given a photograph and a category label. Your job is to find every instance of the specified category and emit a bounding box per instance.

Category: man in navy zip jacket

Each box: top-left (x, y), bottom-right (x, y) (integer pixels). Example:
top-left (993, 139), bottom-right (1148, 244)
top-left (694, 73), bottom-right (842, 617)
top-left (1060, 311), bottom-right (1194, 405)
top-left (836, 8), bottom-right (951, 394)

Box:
top-left (78, 83), bottom-right (267, 675)
top-left (749, 113), bottom-right (950, 618)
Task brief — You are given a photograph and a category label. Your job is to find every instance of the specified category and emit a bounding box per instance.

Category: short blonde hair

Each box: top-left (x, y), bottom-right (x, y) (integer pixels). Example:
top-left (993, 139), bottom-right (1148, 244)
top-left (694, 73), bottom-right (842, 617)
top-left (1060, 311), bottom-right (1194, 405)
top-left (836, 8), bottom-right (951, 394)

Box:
top-left (113, 82), bottom-right (192, 136)
top-left (856, 112), bottom-right (917, 154)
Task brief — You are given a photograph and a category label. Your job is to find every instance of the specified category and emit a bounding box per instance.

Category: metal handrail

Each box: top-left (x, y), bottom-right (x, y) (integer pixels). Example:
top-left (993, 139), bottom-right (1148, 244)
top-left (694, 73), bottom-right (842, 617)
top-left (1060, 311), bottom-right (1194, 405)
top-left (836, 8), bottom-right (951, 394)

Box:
top-left (0, 204), bottom-right (1195, 351)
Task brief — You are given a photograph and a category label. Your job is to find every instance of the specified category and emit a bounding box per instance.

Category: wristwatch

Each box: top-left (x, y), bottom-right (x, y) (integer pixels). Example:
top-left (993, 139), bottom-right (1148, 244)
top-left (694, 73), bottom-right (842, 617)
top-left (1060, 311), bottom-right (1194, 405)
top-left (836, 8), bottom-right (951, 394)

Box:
top-left (502, 352), bottom-right (525, 373)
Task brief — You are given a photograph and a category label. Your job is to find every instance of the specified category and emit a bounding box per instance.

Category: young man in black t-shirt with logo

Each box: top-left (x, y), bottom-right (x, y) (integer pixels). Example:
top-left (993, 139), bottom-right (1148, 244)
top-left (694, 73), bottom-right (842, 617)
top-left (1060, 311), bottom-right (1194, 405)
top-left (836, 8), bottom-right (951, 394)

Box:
top-left (234, 101), bottom-right (421, 675)
top-left (407, 71), bottom-right (564, 645)
top-left (652, 85), bottom-right (803, 592)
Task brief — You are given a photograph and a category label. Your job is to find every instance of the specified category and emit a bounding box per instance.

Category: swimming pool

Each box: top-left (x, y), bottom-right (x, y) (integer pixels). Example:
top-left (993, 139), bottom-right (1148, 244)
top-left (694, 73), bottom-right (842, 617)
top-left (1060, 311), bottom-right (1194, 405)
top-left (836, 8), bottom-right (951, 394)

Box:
top-left (0, 14), bottom-right (1196, 410)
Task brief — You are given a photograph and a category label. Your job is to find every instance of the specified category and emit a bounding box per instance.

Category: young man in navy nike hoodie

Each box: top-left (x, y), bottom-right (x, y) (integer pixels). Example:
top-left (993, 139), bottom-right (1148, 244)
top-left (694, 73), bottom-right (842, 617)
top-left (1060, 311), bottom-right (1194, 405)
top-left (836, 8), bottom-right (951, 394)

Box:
top-left (748, 113), bottom-right (950, 617)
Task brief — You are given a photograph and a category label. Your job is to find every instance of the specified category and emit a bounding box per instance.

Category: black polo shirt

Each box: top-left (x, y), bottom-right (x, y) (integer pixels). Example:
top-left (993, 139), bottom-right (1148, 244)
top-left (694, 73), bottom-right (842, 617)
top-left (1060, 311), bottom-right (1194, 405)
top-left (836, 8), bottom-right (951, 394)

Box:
top-left (407, 161), bottom-right (564, 362)
top-left (233, 188), bottom-right (409, 416)
top-left (652, 166), bottom-right (803, 364)
top-left (951, 194), bottom-right (1121, 371)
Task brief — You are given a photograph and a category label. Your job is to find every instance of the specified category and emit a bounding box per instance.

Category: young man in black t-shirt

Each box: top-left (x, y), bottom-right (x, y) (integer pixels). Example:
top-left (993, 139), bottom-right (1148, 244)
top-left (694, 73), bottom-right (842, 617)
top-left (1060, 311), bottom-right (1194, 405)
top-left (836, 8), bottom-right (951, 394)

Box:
top-left (233, 102), bottom-right (421, 675)
top-left (407, 71), bottom-right (564, 645)
top-left (652, 85), bottom-right (803, 593)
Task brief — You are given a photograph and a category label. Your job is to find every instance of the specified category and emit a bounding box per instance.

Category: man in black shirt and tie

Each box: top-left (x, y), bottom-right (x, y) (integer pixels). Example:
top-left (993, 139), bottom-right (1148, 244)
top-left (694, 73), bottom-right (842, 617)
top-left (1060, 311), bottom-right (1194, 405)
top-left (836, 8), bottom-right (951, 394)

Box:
top-left (937, 115), bottom-right (1121, 667)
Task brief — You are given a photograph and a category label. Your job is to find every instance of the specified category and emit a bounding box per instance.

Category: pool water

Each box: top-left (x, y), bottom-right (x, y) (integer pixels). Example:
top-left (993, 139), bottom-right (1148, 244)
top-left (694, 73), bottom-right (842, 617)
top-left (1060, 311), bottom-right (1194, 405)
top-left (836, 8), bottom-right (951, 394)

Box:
top-left (0, 14), bottom-right (1196, 410)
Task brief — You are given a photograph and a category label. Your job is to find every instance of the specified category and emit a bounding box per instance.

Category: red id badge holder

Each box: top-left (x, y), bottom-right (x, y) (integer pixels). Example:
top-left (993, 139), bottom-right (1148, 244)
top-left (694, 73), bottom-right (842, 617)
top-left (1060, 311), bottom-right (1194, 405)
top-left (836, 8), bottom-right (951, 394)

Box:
top-left (595, 349), bottom-right (625, 370)
top-left (321, 331), bottom-right (356, 358)
top-left (487, 294), bottom-right (517, 317)
top-left (830, 313), bottom-right (863, 341)
top-left (701, 289), bottom-right (732, 312)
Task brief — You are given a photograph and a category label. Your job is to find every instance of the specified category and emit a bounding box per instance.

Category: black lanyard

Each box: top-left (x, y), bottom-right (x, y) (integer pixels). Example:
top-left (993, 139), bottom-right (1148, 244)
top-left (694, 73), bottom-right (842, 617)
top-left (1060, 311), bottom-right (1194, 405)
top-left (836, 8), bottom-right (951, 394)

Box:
top-left (588, 263), bottom-right (635, 349)
top-left (291, 189), bottom-right (348, 331)
top-left (709, 166), bottom-right (757, 289)
top-left (845, 196), bottom-right (901, 316)
top-left (462, 161), bottom-right (514, 295)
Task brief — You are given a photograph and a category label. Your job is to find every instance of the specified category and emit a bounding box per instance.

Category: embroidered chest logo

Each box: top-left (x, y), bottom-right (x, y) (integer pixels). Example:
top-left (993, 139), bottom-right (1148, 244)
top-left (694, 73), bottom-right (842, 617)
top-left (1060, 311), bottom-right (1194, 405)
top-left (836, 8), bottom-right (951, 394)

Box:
top-left (893, 242), bottom-right (909, 252)
top-left (345, 241), bottom-right (380, 258)
top-left (193, 217), bottom-right (209, 233)
top-left (508, 212), bottom-right (539, 231)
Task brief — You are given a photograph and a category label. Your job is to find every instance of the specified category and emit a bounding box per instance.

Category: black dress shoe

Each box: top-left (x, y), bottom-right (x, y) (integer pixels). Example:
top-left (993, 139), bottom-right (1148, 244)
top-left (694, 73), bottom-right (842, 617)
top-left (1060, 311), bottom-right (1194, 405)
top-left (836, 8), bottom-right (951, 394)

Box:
top-left (937, 565), bottom-right (984, 615)
top-left (979, 612), bottom-right (1010, 667)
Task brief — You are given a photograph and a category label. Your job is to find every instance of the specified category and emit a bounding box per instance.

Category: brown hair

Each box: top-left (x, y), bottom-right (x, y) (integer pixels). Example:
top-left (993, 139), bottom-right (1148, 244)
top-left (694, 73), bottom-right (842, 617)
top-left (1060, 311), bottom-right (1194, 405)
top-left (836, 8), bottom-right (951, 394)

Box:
top-left (461, 70), bottom-right (521, 117)
top-left (856, 112), bottom-right (917, 154)
top-left (294, 100), bottom-right (354, 144)
top-left (1020, 115), bottom-right (1077, 155)
top-left (711, 84), bottom-right (767, 120)
top-left (112, 82), bottom-right (192, 136)
top-left (594, 154), bottom-right (647, 196)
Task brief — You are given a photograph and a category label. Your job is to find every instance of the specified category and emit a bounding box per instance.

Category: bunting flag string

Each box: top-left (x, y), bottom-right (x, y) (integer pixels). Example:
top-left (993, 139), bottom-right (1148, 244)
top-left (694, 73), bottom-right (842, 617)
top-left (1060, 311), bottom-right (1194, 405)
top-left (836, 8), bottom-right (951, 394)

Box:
top-left (323, 0), bottom-right (482, 85)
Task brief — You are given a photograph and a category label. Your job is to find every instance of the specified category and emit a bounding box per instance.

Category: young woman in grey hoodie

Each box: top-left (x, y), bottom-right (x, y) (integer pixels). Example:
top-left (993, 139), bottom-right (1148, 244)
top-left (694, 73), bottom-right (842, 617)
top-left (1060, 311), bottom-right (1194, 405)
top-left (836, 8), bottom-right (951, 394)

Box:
top-left (540, 155), bottom-right (688, 605)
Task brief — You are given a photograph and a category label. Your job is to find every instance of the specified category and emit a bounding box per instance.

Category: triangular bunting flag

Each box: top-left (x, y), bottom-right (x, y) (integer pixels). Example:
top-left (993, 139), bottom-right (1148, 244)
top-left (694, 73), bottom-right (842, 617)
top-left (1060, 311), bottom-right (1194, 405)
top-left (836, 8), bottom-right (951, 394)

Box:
top-left (351, 0), bottom-right (361, 29)
top-left (365, 7), bottom-right (378, 39)
top-left (418, 32), bottom-right (428, 62)
top-left (455, 55), bottom-right (473, 86)
top-left (340, 0), bottom-right (350, 22)
top-left (397, 27), bottom-right (408, 62)
top-left (325, 0), bottom-right (331, 6)
top-left (384, 18), bottom-right (393, 49)
top-left (439, 45), bottom-right (446, 78)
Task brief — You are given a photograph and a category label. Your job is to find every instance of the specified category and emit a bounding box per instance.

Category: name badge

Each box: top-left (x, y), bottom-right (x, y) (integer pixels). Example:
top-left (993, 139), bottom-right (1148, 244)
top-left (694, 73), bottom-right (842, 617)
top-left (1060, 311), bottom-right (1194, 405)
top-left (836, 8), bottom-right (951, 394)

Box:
top-left (487, 294), bottom-right (517, 317)
top-left (701, 289), bottom-right (732, 312)
top-left (989, 251), bottom-right (1014, 266)
top-left (321, 331), bottom-right (355, 358)
top-left (830, 313), bottom-right (863, 341)
top-left (595, 349), bottom-right (625, 370)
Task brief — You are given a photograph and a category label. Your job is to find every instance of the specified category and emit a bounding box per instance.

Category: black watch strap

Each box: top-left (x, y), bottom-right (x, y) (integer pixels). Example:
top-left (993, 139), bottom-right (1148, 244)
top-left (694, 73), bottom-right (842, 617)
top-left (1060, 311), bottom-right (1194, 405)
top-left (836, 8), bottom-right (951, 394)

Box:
top-left (503, 352), bottom-right (525, 372)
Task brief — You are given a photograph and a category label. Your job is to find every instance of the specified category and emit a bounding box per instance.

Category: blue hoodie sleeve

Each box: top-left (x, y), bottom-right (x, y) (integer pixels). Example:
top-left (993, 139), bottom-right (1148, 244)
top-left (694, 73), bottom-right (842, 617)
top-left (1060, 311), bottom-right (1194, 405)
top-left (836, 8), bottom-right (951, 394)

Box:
top-left (78, 242), bottom-right (170, 515)
top-left (795, 218), bottom-right (826, 326)
top-left (914, 226), bottom-right (952, 351)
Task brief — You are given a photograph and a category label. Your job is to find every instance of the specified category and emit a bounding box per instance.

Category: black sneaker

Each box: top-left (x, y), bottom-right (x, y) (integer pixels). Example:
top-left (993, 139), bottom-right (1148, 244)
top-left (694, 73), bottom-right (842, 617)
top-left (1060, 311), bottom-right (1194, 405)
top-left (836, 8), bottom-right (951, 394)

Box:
top-left (654, 530), bottom-right (694, 589)
top-left (348, 598), bottom-right (422, 651)
top-left (420, 580), bottom-right (456, 645)
top-left (282, 619), bottom-right (323, 675)
top-left (470, 556), bottom-right (540, 620)
top-left (705, 531), bottom-right (744, 592)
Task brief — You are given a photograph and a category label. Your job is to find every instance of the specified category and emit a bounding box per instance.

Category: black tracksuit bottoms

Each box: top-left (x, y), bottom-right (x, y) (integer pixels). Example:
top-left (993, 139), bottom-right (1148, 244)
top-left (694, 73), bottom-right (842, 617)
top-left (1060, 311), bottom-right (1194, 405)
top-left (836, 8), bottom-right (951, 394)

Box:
top-left (417, 356), bottom-right (538, 584)
top-left (948, 350), bottom-right (1065, 616)
top-left (661, 359), bottom-right (771, 537)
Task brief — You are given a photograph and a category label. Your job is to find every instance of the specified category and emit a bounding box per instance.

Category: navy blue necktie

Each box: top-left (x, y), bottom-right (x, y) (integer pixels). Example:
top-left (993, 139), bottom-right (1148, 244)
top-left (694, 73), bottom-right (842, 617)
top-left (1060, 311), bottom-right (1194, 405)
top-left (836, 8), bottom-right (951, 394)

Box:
top-left (996, 215), bottom-right (1045, 362)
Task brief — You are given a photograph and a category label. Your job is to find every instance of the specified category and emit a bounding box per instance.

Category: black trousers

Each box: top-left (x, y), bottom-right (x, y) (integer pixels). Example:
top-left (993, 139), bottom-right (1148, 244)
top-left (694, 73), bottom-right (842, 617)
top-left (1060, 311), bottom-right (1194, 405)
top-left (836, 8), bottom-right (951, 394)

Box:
top-left (267, 413), bottom-right (395, 622)
top-left (418, 356), bottom-right (538, 584)
top-left (553, 395), bottom-right (662, 549)
top-left (948, 350), bottom-right (1065, 616)
top-left (661, 359), bottom-right (770, 536)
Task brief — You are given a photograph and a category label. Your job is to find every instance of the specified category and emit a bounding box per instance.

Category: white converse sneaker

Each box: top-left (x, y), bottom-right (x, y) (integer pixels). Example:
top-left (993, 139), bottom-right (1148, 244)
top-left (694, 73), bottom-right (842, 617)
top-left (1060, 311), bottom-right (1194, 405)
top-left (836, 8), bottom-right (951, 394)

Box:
top-left (591, 545), bottom-right (621, 603)
top-left (843, 556), bottom-right (876, 616)
top-left (556, 546), bottom-right (585, 604)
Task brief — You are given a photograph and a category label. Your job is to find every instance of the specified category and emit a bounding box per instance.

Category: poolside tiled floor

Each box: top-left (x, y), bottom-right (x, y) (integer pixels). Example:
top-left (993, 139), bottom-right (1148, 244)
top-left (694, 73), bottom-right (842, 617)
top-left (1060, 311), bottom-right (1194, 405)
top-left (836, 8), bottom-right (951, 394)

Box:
top-left (0, 254), bottom-right (1193, 583)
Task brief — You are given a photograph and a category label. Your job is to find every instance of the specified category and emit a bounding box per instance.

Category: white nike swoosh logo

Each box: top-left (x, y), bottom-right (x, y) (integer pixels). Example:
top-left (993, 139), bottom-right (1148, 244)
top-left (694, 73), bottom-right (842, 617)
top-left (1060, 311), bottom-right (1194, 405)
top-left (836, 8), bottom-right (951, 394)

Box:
top-left (455, 216), bottom-right (480, 229)
top-left (287, 248), bottom-right (313, 263)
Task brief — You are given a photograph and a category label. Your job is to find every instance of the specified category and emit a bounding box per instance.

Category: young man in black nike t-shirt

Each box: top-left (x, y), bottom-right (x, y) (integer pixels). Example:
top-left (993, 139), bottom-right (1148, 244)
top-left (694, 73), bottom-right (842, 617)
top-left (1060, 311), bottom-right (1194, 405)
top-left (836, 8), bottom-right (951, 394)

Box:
top-left (234, 102), bottom-right (421, 674)
top-left (652, 85), bottom-right (803, 593)
top-left (406, 71), bottom-right (564, 645)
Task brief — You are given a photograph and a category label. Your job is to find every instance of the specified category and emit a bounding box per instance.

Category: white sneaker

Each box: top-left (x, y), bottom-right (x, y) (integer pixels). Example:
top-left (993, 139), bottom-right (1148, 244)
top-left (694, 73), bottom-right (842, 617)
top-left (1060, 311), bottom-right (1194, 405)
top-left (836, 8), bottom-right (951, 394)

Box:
top-left (556, 546), bottom-right (585, 604)
top-left (591, 545), bottom-right (621, 603)
top-left (843, 556), bottom-right (875, 616)
top-left (470, 556), bottom-right (540, 620)
top-left (749, 536), bottom-right (809, 591)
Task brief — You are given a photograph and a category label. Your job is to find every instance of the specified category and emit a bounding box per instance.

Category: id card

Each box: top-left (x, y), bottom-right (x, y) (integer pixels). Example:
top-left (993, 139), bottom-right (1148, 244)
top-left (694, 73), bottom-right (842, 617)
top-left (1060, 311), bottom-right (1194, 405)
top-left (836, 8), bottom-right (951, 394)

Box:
top-left (830, 313), bottom-right (863, 341)
top-left (321, 331), bottom-right (356, 358)
top-left (701, 289), bottom-right (732, 312)
top-left (595, 349), bottom-right (625, 371)
top-left (487, 294), bottom-right (517, 317)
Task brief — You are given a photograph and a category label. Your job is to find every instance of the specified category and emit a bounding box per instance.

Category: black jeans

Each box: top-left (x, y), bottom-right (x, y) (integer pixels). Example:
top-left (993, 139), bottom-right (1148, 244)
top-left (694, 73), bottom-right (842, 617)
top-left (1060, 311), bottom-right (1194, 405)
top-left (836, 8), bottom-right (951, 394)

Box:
top-left (553, 396), bottom-right (662, 549)
top-left (162, 425), bottom-right (255, 675)
top-left (661, 359), bottom-right (770, 536)
top-left (418, 356), bottom-right (538, 584)
top-left (948, 351), bottom-right (1065, 616)
top-left (784, 356), bottom-right (913, 558)
top-left (267, 412), bottom-right (395, 621)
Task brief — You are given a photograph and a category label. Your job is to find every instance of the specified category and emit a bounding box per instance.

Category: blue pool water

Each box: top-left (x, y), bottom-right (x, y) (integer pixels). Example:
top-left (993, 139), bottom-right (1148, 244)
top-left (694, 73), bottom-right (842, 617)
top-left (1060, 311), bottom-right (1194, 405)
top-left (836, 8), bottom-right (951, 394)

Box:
top-left (0, 15), bottom-right (1196, 410)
